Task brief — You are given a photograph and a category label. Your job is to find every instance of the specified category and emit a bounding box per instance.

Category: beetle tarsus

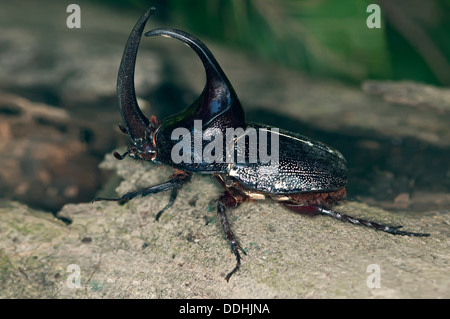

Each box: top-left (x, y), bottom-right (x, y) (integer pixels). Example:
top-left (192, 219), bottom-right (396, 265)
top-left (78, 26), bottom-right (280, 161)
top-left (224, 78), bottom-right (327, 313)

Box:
top-left (155, 187), bottom-right (178, 221)
top-left (118, 123), bottom-right (128, 134)
top-left (217, 191), bottom-right (248, 282)
top-left (285, 205), bottom-right (429, 237)
top-left (318, 207), bottom-right (430, 237)
top-left (94, 171), bottom-right (191, 209)
top-left (224, 242), bottom-right (244, 283)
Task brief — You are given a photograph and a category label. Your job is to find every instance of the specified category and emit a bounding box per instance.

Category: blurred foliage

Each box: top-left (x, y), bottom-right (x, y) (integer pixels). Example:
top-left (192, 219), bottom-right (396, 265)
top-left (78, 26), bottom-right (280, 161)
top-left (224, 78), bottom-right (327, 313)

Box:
top-left (99, 0), bottom-right (450, 86)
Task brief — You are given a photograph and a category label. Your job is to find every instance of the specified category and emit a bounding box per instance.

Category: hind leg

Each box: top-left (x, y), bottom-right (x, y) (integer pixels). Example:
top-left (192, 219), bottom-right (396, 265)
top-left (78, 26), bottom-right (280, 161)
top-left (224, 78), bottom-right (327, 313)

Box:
top-left (283, 203), bottom-right (429, 237)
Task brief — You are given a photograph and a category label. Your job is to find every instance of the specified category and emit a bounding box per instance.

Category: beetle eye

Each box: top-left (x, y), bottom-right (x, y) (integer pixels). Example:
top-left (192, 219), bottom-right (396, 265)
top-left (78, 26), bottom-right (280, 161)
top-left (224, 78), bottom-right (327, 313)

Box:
top-left (143, 143), bottom-right (154, 153)
top-left (138, 142), bottom-right (156, 161)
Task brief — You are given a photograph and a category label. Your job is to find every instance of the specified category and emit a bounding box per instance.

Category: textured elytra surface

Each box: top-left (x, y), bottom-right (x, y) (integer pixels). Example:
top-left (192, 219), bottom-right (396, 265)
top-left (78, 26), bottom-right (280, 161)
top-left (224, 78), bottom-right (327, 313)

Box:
top-left (228, 124), bottom-right (347, 194)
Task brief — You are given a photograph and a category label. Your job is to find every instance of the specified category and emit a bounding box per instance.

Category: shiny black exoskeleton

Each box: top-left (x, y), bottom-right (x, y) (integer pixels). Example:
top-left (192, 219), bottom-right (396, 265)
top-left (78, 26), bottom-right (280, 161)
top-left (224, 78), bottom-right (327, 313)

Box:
top-left (95, 8), bottom-right (429, 281)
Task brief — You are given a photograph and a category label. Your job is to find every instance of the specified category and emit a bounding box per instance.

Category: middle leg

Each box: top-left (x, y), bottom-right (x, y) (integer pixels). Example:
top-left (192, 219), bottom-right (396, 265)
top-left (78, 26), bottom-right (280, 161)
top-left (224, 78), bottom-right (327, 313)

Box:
top-left (215, 176), bottom-right (250, 281)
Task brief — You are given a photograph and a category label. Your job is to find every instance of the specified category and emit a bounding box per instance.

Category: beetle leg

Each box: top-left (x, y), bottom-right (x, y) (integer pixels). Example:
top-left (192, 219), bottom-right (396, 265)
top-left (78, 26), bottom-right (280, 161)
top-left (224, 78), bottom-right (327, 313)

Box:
top-left (283, 204), bottom-right (429, 237)
top-left (217, 190), bottom-right (248, 282)
top-left (318, 206), bottom-right (430, 237)
top-left (154, 187), bottom-right (178, 221)
top-left (94, 171), bottom-right (191, 219)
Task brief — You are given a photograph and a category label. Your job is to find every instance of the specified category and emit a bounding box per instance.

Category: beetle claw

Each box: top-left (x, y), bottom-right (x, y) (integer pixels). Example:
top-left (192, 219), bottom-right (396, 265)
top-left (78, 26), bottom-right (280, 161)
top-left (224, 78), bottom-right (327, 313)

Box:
top-left (225, 242), bottom-right (243, 282)
top-left (118, 123), bottom-right (128, 134)
top-left (217, 190), bottom-right (249, 281)
top-left (154, 187), bottom-right (178, 221)
top-left (113, 151), bottom-right (129, 160)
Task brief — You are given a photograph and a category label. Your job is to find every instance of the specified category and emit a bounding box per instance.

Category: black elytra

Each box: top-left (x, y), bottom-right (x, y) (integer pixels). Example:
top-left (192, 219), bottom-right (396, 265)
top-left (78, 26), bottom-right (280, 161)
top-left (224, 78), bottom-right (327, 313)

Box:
top-left (94, 7), bottom-right (429, 282)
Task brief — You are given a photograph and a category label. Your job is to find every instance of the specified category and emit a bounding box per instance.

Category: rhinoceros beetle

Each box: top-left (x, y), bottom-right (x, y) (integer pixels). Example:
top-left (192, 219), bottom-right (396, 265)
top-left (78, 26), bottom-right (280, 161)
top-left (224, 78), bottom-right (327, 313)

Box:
top-left (95, 8), bottom-right (429, 281)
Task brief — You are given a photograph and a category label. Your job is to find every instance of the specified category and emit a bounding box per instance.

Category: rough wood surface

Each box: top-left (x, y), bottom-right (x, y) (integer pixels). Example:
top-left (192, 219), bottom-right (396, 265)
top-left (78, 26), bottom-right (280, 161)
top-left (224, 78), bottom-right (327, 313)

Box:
top-left (1, 152), bottom-right (448, 298)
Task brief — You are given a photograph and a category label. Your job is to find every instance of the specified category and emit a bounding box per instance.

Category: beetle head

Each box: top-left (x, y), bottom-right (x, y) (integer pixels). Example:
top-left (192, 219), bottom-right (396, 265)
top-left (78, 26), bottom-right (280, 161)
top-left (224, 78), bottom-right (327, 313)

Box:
top-left (114, 115), bottom-right (159, 161)
top-left (115, 7), bottom-right (158, 161)
top-left (116, 8), bottom-right (246, 164)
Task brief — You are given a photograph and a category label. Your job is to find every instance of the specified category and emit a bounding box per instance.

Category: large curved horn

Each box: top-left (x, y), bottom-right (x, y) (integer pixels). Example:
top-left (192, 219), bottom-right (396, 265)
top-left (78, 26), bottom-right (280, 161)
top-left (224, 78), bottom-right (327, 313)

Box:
top-left (117, 7), bottom-right (155, 141)
top-left (145, 28), bottom-right (245, 127)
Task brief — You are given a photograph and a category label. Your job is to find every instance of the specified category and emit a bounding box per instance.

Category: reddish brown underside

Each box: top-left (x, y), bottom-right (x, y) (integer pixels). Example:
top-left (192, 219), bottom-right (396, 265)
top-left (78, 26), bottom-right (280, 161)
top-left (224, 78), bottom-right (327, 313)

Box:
top-left (283, 187), bottom-right (347, 209)
top-left (214, 174), bottom-right (346, 211)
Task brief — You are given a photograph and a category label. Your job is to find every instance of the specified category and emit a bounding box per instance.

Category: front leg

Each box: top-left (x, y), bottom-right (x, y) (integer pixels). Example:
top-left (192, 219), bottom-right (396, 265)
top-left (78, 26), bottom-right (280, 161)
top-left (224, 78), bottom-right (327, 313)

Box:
top-left (94, 170), bottom-right (191, 220)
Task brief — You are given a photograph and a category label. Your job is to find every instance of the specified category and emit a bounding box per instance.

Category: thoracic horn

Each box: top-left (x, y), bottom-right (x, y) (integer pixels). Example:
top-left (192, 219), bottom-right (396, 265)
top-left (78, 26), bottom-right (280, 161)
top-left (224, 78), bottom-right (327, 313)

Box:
top-left (145, 28), bottom-right (245, 128)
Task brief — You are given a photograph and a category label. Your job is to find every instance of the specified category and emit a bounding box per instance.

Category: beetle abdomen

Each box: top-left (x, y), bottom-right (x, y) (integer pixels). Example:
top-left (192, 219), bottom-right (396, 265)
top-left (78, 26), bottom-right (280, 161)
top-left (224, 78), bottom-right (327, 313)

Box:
top-left (227, 123), bottom-right (348, 194)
